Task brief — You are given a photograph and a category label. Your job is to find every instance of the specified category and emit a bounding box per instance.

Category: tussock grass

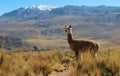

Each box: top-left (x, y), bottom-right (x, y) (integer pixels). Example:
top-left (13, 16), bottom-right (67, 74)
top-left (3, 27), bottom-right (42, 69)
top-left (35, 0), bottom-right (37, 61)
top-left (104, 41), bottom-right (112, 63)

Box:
top-left (0, 50), bottom-right (72, 76)
top-left (70, 48), bottom-right (120, 76)
top-left (0, 48), bottom-right (120, 76)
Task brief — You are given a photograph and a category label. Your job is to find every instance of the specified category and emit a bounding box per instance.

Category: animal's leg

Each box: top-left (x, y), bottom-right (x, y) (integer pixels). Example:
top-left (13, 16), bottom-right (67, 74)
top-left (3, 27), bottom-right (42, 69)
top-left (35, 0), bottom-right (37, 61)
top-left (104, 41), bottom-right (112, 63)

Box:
top-left (94, 47), bottom-right (99, 60)
top-left (95, 53), bottom-right (98, 59)
top-left (90, 50), bottom-right (95, 58)
top-left (75, 51), bottom-right (79, 76)
top-left (80, 53), bottom-right (83, 61)
top-left (95, 53), bottom-right (98, 60)
top-left (91, 51), bottom-right (98, 62)
top-left (75, 51), bottom-right (79, 60)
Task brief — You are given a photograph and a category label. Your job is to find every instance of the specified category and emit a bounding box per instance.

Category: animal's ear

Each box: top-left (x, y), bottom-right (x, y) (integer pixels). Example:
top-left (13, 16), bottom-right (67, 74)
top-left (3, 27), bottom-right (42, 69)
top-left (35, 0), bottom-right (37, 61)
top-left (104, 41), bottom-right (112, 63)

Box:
top-left (65, 25), bottom-right (67, 28)
top-left (69, 25), bottom-right (72, 28)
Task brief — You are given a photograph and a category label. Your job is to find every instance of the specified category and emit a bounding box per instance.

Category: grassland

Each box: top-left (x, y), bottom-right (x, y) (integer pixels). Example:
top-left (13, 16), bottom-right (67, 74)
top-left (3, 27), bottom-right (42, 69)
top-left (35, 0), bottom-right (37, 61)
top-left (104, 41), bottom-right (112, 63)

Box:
top-left (0, 48), bottom-right (120, 76)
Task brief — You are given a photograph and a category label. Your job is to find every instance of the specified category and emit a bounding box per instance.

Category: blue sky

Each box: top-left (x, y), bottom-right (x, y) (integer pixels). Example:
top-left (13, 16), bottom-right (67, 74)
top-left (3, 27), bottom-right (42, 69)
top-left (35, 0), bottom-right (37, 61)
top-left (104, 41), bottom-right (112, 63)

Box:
top-left (0, 0), bottom-right (120, 15)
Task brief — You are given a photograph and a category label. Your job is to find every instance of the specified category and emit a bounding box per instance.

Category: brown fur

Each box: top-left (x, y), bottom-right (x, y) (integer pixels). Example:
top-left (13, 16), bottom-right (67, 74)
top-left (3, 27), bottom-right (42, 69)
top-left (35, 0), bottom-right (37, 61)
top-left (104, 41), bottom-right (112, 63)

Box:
top-left (65, 25), bottom-right (99, 60)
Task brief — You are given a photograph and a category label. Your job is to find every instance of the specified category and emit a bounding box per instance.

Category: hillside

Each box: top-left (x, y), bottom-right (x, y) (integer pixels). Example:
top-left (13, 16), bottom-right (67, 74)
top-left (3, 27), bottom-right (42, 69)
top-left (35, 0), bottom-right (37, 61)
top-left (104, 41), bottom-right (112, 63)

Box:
top-left (0, 36), bottom-right (23, 49)
top-left (0, 5), bottom-right (120, 50)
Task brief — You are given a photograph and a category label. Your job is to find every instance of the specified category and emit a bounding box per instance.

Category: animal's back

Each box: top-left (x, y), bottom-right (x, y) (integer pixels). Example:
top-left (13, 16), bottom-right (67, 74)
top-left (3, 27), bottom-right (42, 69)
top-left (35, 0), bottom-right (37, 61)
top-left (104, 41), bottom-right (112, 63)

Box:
top-left (69, 39), bottom-right (99, 52)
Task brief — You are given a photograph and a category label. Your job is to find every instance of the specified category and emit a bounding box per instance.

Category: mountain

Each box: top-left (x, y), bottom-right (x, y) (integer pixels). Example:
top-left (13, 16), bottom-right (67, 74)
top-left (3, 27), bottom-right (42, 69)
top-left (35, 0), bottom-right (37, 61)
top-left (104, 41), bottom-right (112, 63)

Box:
top-left (25, 5), bottom-right (60, 11)
top-left (0, 5), bottom-right (120, 50)
top-left (1, 5), bottom-right (120, 20)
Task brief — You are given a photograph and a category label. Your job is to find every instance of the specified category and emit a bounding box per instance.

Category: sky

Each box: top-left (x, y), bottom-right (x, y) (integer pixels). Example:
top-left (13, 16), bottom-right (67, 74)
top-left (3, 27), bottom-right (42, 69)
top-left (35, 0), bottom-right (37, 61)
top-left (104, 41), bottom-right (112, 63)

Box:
top-left (0, 0), bottom-right (120, 15)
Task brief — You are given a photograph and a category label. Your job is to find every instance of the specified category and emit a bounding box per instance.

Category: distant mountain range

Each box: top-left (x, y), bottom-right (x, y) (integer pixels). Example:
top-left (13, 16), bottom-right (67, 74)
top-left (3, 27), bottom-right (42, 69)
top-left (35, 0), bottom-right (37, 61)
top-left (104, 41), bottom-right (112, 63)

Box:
top-left (1, 5), bottom-right (120, 20)
top-left (0, 5), bottom-right (120, 49)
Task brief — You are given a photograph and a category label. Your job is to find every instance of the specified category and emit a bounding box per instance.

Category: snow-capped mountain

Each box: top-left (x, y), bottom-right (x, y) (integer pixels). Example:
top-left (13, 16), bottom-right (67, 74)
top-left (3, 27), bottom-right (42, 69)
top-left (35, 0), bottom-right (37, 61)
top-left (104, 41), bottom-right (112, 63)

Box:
top-left (0, 5), bottom-right (63, 20)
top-left (25, 5), bottom-right (61, 11)
top-left (1, 5), bottom-right (120, 21)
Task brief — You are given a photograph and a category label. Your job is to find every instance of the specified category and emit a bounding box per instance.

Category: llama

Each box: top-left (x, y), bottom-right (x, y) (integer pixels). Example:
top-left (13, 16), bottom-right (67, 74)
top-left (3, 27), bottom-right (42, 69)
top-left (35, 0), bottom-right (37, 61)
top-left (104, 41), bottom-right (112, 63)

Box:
top-left (64, 25), bottom-right (99, 60)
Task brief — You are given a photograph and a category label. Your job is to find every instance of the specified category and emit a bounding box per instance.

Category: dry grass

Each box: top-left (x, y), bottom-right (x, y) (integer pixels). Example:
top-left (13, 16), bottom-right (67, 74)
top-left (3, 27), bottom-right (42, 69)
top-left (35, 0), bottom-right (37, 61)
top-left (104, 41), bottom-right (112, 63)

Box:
top-left (70, 48), bottom-right (120, 76)
top-left (0, 48), bottom-right (120, 76)
top-left (0, 50), bottom-right (72, 76)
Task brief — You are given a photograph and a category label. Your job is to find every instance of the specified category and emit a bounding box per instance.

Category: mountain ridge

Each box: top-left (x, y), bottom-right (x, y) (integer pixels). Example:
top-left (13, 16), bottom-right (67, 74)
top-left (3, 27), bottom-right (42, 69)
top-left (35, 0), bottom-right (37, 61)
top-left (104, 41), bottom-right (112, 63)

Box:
top-left (25, 5), bottom-right (61, 11)
top-left (1, 5), bottom-right (120, 21)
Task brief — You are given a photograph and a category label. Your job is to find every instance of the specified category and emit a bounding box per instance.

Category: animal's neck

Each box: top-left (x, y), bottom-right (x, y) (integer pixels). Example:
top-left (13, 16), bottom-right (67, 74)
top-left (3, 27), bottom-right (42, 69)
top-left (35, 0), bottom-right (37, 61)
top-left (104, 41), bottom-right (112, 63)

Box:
top-left (67, 33), bottom-right (73, 43)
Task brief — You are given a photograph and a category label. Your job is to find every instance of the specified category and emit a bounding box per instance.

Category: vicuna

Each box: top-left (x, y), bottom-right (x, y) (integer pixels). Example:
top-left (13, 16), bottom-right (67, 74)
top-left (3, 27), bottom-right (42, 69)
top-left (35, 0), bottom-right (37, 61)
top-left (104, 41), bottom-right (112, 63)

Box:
top-left (65, 25), bottom-right (99, 60)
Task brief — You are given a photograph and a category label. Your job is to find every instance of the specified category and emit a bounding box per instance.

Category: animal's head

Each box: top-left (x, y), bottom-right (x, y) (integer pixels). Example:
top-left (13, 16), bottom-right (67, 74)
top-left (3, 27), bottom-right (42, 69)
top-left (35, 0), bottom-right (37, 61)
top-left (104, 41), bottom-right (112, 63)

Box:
top-left (64, 25), bottom-right (72, 34)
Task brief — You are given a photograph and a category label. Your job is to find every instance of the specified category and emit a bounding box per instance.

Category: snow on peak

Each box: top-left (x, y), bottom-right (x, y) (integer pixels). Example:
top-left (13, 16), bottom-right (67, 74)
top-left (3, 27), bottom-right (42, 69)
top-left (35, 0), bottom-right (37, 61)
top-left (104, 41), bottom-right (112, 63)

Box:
top-left (37, 5), bottom-right (60, 11)
top-left (25, 5), bottom-right (60, 11)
